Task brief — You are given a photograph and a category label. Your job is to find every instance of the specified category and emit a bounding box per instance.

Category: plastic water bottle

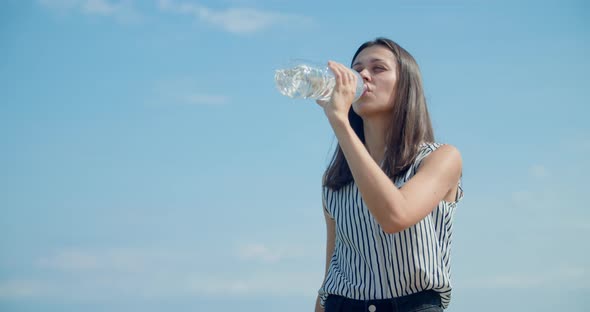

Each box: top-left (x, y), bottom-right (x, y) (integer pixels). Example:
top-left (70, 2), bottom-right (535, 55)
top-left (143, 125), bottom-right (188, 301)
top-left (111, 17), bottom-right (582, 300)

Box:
top-left (274, 61), bottom-right (365, 102)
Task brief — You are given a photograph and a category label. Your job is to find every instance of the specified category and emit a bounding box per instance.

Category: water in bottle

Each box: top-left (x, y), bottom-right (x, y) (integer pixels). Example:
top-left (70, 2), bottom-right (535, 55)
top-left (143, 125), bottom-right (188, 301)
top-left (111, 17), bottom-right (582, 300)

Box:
top-left (274, 61), bottom-right (365, 102)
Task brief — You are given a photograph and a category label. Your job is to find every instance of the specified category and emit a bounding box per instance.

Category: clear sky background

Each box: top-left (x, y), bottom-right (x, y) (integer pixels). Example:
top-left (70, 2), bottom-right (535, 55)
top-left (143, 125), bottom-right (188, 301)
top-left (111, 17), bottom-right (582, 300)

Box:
top-left (1, 0), bottom-right (588, 311)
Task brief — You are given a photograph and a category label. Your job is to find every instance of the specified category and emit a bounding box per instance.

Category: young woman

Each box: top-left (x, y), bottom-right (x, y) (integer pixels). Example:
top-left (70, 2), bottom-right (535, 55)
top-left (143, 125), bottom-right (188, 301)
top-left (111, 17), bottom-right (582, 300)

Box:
top-left (314, 38), bottom-right (464, 312)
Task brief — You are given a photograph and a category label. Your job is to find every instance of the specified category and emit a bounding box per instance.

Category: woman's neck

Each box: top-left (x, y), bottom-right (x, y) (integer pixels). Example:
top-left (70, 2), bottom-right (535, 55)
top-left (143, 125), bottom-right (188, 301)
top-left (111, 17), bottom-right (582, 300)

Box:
top-left (362, 114), bottom-right (390, 165)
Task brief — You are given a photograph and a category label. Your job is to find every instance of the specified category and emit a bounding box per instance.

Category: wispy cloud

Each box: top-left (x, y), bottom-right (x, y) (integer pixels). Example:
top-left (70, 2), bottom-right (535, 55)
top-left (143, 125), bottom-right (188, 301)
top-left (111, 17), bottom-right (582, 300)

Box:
top-left (235, 242), bottom-right (305, 264)
top-left (37, 249), bottom-right (100, 271)
top-left (510, 164), bottom-right (550, 204)
top-left (529, 164), bottom-right (549, 179)
top-left (153, 78), bottom-right (230, 106)
top-left (561, 135), bottom-right (590, 154)
top-left (36, 248), bottom-right (158, 273)
top-left (0, 246), bottom-right (319, 300)
top-left (38, 0), bottom-right (142, 23)
top-left (0, 271), bottom-right (320, 299)
top-left (183, 93), bottom-right (229, 106)
top-left (0, 280), bottom-right (53, 298)
top-left (186, 271), bottom-right (318, 297)
top-left (511, 190), bottom-right (533, 204)
top-left (461, 266), bottom-right (589, 290)
top-left (157, 0), bottom-right (313, 34)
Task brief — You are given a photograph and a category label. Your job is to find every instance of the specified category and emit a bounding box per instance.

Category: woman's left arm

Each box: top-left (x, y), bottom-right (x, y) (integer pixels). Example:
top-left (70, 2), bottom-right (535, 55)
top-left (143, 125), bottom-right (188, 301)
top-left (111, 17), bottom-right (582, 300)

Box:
top-left (329, 119), bottom-right (462, 234)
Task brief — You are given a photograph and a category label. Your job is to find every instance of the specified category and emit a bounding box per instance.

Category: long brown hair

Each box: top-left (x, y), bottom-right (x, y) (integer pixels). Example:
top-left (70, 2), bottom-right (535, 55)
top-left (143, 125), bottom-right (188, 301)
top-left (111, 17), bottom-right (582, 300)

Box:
top-left (323, 37), bottom-right (435, 190)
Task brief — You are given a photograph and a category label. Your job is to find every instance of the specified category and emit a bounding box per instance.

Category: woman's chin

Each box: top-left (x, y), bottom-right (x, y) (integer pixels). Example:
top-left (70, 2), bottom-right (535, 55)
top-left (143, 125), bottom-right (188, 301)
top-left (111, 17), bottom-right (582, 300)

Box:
top-left (353, 101), bottom-right (376, 116)
top-left (353, 103), bottom-right (393, 119)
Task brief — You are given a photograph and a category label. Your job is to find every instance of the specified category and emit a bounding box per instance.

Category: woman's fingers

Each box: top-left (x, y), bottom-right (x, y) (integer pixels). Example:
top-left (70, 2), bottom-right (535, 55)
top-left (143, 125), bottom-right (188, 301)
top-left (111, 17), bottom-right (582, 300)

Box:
top-left (328, 61), bottom-right (355, 87)
top-left (327, 61), bottom-right (342, 85)
top-left (320, 61), bottom-right (355, 122)
top-left (316, 99), bottom-right (328, 107)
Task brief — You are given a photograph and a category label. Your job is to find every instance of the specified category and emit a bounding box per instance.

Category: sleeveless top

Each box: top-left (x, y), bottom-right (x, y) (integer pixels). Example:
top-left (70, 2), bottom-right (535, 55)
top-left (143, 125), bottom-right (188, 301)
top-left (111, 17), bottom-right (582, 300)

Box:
top-left (318, 142), bottom-right (464, 309)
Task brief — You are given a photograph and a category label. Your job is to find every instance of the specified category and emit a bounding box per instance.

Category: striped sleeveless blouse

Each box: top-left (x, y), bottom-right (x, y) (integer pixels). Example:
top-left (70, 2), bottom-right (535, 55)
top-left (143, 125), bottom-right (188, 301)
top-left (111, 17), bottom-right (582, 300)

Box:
top-left (318, 142), bottom-right (464, 309)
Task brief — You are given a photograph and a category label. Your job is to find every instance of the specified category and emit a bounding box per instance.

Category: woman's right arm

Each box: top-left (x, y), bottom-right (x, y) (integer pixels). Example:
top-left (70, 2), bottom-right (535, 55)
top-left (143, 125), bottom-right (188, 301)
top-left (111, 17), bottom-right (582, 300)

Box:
top-left (315, 202), bottom-right (336, 312)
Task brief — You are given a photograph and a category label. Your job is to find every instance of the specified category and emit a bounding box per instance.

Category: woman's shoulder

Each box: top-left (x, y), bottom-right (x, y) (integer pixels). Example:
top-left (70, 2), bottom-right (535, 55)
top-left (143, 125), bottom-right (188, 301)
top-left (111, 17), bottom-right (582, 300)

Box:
top-left (415, 142), bottom-right (462, 170)
top-left (419, 141), bottom-right (457, 150)
top-left (419, 142), bottom-right (460, 154)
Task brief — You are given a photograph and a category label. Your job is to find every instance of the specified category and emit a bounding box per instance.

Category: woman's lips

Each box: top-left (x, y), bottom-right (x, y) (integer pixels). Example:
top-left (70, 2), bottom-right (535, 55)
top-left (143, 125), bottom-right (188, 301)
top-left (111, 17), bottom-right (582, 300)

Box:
top-left (362, 86), bottom-right (371, 96)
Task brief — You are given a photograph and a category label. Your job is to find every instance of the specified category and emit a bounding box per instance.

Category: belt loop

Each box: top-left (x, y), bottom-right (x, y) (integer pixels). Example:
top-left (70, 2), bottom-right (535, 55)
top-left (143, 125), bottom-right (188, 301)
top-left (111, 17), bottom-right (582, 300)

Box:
top-left (390, 296), bottom-right (397, 312)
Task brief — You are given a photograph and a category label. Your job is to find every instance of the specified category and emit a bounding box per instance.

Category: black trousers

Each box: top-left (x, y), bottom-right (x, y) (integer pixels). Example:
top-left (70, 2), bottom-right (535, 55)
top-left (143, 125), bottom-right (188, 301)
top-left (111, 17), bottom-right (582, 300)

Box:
top-left (324, 289), bottom-right (443, 312)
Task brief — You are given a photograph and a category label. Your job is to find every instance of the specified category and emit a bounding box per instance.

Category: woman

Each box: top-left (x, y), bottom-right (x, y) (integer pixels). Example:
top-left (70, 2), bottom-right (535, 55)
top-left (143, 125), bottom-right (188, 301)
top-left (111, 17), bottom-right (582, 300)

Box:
top-left (314, 38), bottom-right (464, 312)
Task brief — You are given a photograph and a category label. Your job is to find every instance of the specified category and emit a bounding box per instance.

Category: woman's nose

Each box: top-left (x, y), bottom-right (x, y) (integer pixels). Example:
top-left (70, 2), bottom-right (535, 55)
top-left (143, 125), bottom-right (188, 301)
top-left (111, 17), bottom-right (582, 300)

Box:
top-left (358, 69), bottom-right (371, 82)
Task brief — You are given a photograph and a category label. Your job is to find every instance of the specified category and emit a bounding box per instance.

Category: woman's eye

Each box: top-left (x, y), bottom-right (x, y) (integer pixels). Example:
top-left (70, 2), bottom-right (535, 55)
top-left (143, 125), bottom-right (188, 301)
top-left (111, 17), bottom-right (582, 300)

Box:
top-left (374, 66), bottom-right (386, 72)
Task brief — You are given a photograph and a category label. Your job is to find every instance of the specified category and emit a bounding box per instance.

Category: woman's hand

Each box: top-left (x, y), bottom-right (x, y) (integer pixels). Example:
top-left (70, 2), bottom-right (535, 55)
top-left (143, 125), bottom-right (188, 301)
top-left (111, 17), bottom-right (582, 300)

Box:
top-left (316, 61), bottom-right (360, 125)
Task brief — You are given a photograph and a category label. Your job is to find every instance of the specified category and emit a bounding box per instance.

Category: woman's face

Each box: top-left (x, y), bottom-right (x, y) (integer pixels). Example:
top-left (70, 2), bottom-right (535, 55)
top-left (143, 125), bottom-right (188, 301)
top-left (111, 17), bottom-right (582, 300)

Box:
top-left (351, 45), bottom-right (398, 117)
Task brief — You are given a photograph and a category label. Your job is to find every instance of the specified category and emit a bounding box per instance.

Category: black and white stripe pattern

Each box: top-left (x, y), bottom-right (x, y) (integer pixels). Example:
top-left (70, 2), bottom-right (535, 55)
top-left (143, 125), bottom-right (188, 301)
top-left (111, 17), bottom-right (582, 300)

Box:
top-left (318, 142), bottom-right (463, 309)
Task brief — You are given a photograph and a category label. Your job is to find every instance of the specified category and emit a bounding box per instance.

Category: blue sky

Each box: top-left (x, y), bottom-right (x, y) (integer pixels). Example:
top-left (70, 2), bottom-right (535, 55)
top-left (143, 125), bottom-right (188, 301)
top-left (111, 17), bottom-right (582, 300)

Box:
top-left (1, 0), bottom-right (588, 311)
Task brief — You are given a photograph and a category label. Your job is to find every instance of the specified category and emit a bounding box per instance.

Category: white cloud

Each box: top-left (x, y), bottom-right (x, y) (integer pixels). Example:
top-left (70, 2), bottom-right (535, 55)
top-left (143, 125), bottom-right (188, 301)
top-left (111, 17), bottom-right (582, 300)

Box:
top-left (0, 270), bottom-right (320, 300)
top-left (37, 250), bottom-right (100, 271)
top-left (529, 164), bottom-right (549, 178)
top-left (153, 78), bottom-right (230, 106)
top-left (509, 164), bottom-right (550, 205)
top-left (235, 242), bottom-right (307, 264)
top-left (82, 0), bottom-right (117, 15)
top-left (36, 248), bottom-right (154, 273)
top-left (236, 243), bottom-right (282, 263)
top-left (0, 280), bottom-right (52, 298)
top-left (461, 266), bottom-right (589, 290)
top-left (38, 0), bottom-right (78, 10)
top-left (38, 0), bottom-right (142, 23)
top-left (560, 217), bottom-right (590, 231)
top-left (561, 135), bottom-right (590, 154)
top-left (511, 190), bottom-right (533, 204)
top-left (186, 271), bottom-right (319, 297)
top-left (157, 0), bottom-right (313, 34)
top-left (0, 245), bottom-right (319, 300)
top-left (183, 93), bottom-right (229, 106)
